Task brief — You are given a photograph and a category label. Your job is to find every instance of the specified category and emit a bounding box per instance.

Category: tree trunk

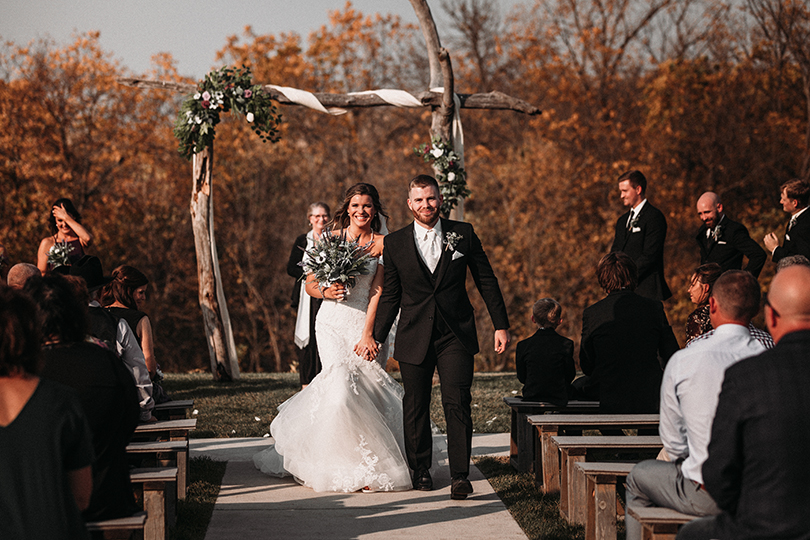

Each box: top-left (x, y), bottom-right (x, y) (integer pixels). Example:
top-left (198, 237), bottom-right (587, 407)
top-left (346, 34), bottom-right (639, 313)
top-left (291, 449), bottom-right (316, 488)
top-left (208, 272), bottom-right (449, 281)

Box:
top-left (191, 145), bottom-right (240, 380)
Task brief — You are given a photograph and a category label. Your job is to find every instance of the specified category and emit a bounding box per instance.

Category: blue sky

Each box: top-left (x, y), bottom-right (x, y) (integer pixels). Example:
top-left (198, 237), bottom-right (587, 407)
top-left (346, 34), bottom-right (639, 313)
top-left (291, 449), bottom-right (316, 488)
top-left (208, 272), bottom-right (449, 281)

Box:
top-left (1, 0), bottom-right (526, 79)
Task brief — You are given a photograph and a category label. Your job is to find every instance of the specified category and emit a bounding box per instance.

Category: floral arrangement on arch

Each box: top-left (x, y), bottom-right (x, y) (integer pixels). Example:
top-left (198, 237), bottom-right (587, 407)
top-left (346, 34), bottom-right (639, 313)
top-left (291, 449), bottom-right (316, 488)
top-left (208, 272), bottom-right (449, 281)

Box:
top-left (414, 136), bottom-right (470, 216)
top-left (173, 66), bottom-right (282, 160)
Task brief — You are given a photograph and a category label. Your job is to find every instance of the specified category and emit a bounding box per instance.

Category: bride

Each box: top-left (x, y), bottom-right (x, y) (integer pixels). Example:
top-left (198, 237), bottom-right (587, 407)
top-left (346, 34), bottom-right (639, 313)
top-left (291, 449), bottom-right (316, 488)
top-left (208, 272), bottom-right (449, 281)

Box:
top-left (254, 183), bottom-right (412, 492)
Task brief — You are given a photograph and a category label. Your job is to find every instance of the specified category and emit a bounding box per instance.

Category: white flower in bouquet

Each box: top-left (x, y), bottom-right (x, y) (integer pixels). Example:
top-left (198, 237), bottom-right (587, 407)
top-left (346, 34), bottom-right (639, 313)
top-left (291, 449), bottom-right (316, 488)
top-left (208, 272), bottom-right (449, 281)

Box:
top-left (47, 241), bottom-right (74, 268)
top-left (299, 232), bottom-right (375, 293)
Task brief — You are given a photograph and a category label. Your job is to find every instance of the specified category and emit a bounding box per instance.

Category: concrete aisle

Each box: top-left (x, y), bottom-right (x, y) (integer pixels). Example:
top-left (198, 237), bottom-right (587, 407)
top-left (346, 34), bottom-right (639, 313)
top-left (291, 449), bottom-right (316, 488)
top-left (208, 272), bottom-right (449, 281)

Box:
top-left (191, 433), bottom-right (527, 540)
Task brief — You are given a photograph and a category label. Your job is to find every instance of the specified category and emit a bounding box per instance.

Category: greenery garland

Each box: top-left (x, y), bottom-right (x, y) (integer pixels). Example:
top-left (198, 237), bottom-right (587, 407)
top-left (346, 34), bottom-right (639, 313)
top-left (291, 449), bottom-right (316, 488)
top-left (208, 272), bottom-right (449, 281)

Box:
top-left (173, 66), bottom-right (282, 160)
top-left (414, 136), bottom-right (470, 216)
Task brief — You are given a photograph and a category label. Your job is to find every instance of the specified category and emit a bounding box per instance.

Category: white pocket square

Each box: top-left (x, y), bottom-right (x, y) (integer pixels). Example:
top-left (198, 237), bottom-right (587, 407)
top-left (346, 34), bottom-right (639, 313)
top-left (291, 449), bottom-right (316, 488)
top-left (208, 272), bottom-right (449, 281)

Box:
top-left (717, 240), bottom-right (727, 245)
top-left (452, 251), bottom-right (465, 261)
top-left (631, 227), bottom-right (642, 233)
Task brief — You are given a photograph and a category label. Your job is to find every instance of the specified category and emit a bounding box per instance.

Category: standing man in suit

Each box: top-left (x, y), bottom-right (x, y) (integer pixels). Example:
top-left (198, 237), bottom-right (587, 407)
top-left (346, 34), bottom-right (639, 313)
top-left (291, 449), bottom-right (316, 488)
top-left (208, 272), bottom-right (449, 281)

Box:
top-left (764, 178), bottom-right (810, 264)
top-left (374, 175), bottom-right (510, 500)
top-left (611, 170), bottom-right (672, 300)
top-left (695, 192), bottom-right (766, 277)
top-left (580, 252), bottom-right (679, 414)
top-left (677, 265), bottom-right (810, 540)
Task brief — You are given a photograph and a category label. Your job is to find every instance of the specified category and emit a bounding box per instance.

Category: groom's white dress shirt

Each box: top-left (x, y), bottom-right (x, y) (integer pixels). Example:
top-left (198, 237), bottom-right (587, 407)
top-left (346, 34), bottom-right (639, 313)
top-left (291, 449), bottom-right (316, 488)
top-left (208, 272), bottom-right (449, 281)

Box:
top-left (413, 220), bottom-right (442, 273)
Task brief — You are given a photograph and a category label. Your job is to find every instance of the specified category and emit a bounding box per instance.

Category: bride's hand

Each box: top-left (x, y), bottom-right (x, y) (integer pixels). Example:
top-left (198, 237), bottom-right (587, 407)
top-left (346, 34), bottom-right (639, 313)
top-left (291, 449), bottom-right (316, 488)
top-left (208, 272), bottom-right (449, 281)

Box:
top-left (321, 282), bottom-right (346, 300)
top-left (354, 336), bottom-right (379, 361)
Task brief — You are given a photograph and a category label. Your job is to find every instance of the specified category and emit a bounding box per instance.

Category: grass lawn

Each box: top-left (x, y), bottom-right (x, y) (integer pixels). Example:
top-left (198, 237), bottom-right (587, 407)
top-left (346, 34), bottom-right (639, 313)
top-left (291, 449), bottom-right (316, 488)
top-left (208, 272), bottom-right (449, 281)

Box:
top-left (161, 372), bottom-right (597, 540)
top-left (162, 371), bottom-right (521, 438)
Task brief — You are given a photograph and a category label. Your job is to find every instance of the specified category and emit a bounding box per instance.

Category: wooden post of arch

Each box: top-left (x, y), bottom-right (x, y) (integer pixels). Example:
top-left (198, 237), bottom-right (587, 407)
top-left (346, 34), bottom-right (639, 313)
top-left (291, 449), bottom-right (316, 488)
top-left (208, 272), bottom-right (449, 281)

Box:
top-left (191, 145), bottom-right (240, 380)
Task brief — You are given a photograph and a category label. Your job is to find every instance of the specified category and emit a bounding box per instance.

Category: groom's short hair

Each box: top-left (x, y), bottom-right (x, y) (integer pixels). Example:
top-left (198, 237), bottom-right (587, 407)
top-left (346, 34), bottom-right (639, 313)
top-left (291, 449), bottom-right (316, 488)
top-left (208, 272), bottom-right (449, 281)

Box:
top-left (409, 174), bottom-right (440, 196)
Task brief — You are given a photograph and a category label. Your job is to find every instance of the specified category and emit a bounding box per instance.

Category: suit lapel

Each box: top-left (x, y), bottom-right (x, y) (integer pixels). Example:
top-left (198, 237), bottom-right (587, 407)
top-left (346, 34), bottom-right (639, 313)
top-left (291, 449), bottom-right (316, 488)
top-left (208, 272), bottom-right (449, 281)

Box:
top-left (619, 210), bottom-right (632, 250)
top-left (433, 218), bottom-right (453, 289)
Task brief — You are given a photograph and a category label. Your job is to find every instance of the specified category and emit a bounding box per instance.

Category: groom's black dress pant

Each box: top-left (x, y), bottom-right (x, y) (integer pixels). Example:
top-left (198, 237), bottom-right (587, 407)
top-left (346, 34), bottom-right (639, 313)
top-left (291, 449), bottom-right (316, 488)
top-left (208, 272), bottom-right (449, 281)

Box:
top-left (399, 317), bottom-right (474, 479)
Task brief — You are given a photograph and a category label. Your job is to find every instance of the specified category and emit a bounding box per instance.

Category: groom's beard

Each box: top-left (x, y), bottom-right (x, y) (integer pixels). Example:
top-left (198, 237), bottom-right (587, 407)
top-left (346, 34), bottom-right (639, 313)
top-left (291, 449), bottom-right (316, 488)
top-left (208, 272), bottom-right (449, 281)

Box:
top-left (410, 206), bottom-right (440, 228)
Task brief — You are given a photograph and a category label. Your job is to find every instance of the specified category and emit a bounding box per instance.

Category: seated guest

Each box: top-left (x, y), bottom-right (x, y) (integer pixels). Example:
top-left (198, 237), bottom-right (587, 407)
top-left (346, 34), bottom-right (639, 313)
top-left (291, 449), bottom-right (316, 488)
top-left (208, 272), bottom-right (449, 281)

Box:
top-left (6, 263), bottom-right (40, 290)
top-left (99, 265), bottom-right (169, 402)
top-left (580, 252), bottom-right (679, 413)
top-left (776, 253), bottom-right (810, 272)
top-left (70, 256), bottom-right (156, 422)
top-left (625, 271), bottom-right (766, 540)
top-left (685, 263), bottom-right (723, 345)
top-left (0, 286), bottom-right (93, 540)
top-left (515, 298), bottom-right (575, 406)
top-left (24, 274), bottom-right (141, 522)
top-left (677, 265), bottom-right (810, 540)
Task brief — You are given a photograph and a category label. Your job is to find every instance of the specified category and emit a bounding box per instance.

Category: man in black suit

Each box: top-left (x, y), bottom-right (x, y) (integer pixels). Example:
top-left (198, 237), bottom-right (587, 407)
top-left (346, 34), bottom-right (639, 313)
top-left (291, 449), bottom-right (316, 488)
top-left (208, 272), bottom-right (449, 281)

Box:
top-left (764, 178), bottom-right (810, 264)
top-left (677, 265), bottom-right (810, 540)
top-left (611, 170), bottom-right (672, 301)
top-left (695, 192), bottom-right (766, 277)
top-left (374, 175), bottom-right (510, 500)
top-left (580, 252), bottom-right (679, 414)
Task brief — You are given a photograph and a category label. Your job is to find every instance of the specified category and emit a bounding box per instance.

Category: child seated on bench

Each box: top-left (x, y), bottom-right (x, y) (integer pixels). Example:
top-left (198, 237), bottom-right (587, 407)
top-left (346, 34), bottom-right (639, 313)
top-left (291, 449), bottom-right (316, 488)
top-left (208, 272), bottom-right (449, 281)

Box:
top-left (515, 298), bottom-right (576, 406)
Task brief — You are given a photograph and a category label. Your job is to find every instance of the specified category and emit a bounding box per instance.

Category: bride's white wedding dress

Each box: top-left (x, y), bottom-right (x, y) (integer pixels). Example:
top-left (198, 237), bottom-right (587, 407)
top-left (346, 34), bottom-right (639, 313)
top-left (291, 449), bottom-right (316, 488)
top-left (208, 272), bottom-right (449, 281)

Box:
top-left (253, 258), bottom-right (412, 492)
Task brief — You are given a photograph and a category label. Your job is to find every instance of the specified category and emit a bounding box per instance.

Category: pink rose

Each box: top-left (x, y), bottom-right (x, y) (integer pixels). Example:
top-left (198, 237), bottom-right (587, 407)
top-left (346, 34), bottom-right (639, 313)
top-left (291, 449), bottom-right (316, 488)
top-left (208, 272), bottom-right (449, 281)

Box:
top-left (202, 91), bottom-right (211, 101)
top-left (202, 100), bottom-right (210, 108)
top-left (244, 89), bottom-right (252, 98)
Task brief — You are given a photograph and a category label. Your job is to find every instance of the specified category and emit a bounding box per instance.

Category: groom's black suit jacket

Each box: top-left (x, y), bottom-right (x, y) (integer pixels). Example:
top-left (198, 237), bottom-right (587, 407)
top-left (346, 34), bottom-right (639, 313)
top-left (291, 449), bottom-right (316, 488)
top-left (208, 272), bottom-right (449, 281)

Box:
top-left (695, 216), bottom-right (766, 277)
top-left (611, 201), bottom-right (672, 301)
top-left (374, 219), bottom-right (509, 365)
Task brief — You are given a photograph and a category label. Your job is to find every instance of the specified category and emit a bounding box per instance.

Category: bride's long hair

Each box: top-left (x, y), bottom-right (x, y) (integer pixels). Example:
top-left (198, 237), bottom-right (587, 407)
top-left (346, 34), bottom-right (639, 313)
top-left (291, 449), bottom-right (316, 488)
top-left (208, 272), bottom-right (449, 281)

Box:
top-left (331, 183), bottom-right (389, 233)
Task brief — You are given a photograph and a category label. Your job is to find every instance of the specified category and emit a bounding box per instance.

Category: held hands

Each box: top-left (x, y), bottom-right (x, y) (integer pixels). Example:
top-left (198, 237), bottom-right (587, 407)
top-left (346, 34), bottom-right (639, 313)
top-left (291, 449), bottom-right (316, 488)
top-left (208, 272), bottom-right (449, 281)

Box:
top-left (764, 232), bottom-right (779, 252)
top-left (354, 335), bottom-right (380, 362)
top-left (494, 329), bottom-right (511, 355)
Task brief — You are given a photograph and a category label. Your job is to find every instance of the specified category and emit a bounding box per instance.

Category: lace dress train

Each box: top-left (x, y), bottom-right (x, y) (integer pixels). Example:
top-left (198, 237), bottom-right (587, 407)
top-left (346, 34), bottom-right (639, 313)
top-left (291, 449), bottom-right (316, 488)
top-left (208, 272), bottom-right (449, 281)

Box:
top-left (253, 259), bottom-right (412, 492)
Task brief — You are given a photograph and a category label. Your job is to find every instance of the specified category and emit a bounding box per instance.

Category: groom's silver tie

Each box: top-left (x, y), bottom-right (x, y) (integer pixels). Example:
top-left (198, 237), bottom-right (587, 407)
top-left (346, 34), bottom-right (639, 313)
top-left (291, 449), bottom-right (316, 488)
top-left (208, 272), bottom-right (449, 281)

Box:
top-left (425, 229), bottom-right (440, 273)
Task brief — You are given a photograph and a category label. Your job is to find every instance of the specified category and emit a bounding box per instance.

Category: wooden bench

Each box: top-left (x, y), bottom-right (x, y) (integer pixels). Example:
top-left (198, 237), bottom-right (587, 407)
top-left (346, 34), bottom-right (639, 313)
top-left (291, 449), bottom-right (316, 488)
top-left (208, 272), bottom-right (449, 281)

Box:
top-left (551, 435), bottom-right (663, 525)
top-left (503, 396), bottom-right (600, 472)
top-left (134, 418), bottom-right (196, 440)
top-left (86, 511), bottom-right (147, 539)
top-left (575, 462), bottom-right (636, 540)
top-left (130, 467), bottom-right (178, 540)
top-left (153, 399), bottom-right (194, 420)
top-left (529, 414), bottom-right (659, 493)
top-left (127, 440), bottom-right (189, 500)
top-left (626, 506), bottom-right (696, 540)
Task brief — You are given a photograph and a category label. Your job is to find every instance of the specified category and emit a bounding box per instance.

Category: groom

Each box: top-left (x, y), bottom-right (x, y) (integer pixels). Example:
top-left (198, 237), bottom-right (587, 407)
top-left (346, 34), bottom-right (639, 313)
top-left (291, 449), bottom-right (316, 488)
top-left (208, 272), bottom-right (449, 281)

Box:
top-left (374, 175), bottom-right (510, 500)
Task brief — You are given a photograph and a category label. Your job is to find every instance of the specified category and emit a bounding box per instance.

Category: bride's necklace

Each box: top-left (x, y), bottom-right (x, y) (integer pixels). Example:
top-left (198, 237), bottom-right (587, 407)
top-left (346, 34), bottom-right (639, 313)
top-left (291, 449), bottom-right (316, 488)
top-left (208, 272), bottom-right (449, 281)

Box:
top-left (347, 228), bottom-right (374, 246)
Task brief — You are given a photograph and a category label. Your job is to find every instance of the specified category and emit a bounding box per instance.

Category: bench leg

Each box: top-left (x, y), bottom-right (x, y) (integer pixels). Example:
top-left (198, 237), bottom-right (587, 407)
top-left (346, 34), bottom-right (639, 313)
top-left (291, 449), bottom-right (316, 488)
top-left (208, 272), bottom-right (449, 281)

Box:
top-left (642, 523), bottom-right (679, 540)
top-left (516, 412), bottom-right (534, 473)
top-left (177, 448), bottom-right (187, 500)
top-left (510, 408), bottom-right (519, 471)
top-left (593, 476), bottom-right (618, 540)
top-left (541, 426), bottom-right (560, 494)
top-left (567, 450), bottom-right (588, 525)
top-left (142, 484), bottom-right (165, 540)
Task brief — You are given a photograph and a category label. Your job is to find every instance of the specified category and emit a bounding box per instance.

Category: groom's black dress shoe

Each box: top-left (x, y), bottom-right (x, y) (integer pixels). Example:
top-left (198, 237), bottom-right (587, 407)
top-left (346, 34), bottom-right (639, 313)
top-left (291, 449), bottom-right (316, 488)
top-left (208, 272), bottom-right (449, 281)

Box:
top-left (450, 477), bottom-right (473, 500)
top-left (413, 470), bottom-right (433, 491)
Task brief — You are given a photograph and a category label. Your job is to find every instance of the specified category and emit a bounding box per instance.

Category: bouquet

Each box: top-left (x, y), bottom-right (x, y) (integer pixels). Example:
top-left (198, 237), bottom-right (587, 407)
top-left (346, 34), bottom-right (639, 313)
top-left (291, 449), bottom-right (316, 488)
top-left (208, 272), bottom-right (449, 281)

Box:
top-left (47, 241), bottom-right (74, 268)
top-left (300, 232), bottom-right (374, 291)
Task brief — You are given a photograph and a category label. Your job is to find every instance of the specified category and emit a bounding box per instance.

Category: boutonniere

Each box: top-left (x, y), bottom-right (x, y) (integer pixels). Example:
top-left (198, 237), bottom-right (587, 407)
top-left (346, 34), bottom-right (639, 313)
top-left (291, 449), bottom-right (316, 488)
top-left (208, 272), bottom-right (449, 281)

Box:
top-left (443, 231), bottom-right (463, 251)
top-left (629, 215), bottom-right (640, 230)
top-left (712, 224), bottom-right (724, 242)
